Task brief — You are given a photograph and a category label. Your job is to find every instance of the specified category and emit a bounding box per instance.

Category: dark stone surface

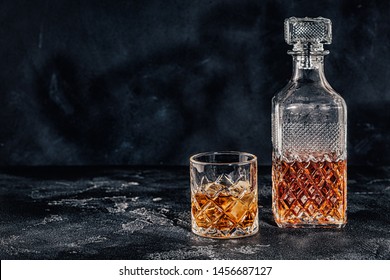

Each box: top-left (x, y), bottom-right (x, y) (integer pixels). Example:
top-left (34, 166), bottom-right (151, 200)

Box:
top-left (1, 0), bottom-right (390, 166)
top-left (0, 166), bottom-right (389, 260)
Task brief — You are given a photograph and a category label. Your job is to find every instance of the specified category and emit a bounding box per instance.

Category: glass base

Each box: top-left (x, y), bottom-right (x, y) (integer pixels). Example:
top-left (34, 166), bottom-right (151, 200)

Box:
top-left (192, 220), bottom-right (259, 239)
top-left (275, 221), bottom-right (346, 229)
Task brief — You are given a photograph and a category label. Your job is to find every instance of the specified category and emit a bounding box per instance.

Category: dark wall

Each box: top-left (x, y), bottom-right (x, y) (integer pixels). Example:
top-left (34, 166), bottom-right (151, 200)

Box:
top-left (1, 0), bottom-right (389, 166)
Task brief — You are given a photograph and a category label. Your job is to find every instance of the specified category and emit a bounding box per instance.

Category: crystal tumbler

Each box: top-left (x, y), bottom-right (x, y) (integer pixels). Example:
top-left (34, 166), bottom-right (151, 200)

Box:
top-left (190, 151), bottom-right (258, 238)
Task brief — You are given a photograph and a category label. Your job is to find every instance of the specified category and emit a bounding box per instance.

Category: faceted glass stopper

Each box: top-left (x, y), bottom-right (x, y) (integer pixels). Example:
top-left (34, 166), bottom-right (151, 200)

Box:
top-left (284, 17), bottom-right (332, 45)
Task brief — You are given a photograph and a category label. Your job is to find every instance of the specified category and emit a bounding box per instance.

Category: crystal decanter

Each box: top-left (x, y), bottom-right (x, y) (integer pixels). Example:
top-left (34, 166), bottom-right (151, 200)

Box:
top-left (271, 17), bottom-right (347, 228)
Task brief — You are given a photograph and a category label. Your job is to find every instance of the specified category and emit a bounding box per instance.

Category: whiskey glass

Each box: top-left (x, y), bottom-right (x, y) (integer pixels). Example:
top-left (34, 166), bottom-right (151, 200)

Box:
top-left (190, 151), bottom-right (258, 239)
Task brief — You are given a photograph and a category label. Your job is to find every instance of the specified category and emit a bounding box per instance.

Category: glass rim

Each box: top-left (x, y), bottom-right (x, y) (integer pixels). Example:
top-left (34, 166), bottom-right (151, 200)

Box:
top-left (189, 151), bottom-right (257, 166)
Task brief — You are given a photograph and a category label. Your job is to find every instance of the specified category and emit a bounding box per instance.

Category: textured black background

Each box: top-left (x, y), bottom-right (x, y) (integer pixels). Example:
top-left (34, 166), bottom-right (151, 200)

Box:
top-left (1, 0), bottom-right (389, 166)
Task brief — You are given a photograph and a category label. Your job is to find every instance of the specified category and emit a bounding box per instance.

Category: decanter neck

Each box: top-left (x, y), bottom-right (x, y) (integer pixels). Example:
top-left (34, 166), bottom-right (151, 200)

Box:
top-left (291, 53), bottom-right (328, 84)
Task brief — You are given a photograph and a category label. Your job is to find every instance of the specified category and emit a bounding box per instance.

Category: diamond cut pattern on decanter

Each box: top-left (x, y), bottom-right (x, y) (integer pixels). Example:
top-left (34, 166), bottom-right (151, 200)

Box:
top-left (273, 159), bottom-right (346, 226)
top-left (191, 171), bottom-right (258, 238)
top-left (282, 123), bottom-right (343, 160)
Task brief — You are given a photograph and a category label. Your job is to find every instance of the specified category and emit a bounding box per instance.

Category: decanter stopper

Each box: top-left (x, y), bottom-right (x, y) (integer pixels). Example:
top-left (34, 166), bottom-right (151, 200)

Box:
top-left (285, 17), bottom-right (332, 54)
